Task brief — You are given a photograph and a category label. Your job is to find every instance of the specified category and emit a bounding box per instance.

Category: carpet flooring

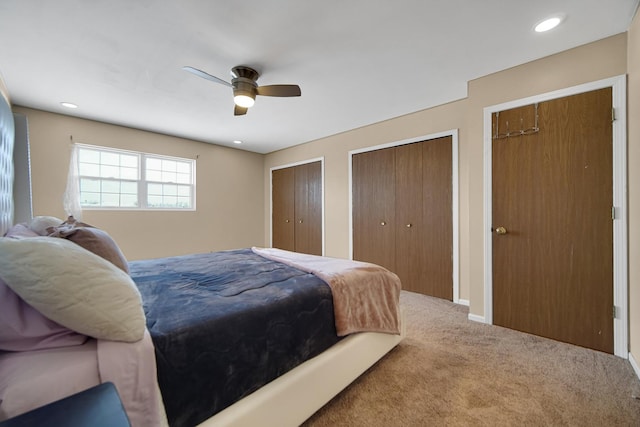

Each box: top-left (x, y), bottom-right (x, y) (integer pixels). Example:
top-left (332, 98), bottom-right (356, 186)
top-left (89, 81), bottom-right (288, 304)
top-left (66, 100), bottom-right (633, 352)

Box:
top-left (302, 291), bottom-right (640, 426)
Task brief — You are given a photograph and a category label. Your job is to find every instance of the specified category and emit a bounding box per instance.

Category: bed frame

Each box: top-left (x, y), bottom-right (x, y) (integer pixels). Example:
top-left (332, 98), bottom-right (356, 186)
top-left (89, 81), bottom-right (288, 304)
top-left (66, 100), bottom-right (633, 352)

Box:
top-left (0, 84), bottom-right (404, 427)
top-left (204, 317), bottom-right (404, 427)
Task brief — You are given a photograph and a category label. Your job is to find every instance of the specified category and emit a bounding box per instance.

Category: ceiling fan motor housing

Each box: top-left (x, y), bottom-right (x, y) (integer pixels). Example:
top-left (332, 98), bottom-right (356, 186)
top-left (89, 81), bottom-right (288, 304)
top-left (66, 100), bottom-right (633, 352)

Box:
top-left (233, 77), bottom-right (257, 99)
top-left (231, 66), bottom-right (259, 100)
top-left (231, 66), bottom-right (260, 80)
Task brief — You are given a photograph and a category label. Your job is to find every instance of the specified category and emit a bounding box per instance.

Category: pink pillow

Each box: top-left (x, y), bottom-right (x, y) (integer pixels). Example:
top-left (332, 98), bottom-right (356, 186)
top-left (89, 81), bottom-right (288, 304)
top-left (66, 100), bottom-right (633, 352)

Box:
top-left (4, 223), bottom-right (39, 238)
top-left (0, 278), bottom-right (88, 351)
top-left (48, 217), bottom-right (129, 274)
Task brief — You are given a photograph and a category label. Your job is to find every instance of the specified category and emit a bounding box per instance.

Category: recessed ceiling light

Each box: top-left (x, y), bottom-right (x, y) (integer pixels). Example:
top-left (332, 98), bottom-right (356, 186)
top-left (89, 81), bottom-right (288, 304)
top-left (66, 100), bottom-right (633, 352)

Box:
top-left (233, 140), bottom-right (242, 144)
top-left (60, 102), bottom-right (78, 109)
top-left (534, 15), bottom-right (564, 33)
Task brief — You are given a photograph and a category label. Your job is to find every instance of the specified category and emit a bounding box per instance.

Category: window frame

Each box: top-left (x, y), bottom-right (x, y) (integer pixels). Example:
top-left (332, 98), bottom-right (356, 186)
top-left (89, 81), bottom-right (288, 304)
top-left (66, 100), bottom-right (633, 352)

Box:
top-left (76, 143), bottom-right (196, 211)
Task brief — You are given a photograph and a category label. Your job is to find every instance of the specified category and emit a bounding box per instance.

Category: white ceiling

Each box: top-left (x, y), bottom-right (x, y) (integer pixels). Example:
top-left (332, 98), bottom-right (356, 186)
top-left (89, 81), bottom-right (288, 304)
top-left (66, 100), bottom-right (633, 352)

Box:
top-left (0, 1), bottom-right (638, 154)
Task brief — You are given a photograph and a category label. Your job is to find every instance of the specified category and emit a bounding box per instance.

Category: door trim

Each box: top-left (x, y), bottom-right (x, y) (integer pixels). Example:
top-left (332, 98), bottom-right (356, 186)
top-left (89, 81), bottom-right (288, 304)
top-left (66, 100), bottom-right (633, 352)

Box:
top-left (481, 75), bottom-right (628, 358)
top-left (270, 157), bottom-right (325, 255)
top-left (348, 129), bottom-right (461, 304)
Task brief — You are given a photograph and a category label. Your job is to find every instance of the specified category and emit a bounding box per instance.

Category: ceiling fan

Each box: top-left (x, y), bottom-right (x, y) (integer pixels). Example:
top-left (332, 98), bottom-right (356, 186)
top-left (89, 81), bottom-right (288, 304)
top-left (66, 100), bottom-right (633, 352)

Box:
top-left (183, 65), bottom-right (301, 116)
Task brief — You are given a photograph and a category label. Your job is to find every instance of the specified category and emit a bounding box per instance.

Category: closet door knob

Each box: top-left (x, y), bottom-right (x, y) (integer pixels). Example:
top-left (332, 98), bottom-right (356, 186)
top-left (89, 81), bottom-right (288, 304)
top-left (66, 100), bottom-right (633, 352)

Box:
top-left (495, 226), bottom-right (507, 235)
top-left (406, 223), bottom-right (412, 228)
top-left (298, 219), bottom-right (303, 224)
top-left (380, 221), bottom-right (386, 226)
top-left (285, 219), bottom-right (290, 223)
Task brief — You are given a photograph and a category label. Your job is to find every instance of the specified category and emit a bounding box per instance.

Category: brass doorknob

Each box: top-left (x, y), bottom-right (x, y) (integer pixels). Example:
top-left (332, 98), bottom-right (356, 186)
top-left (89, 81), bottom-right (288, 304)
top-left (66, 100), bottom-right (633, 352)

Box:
top-left (380, 221), bottom-right (386, 226)
top-left (495, 226), bottom-right (507, 235)
top-left (406, 223), bottom-right (412, 228)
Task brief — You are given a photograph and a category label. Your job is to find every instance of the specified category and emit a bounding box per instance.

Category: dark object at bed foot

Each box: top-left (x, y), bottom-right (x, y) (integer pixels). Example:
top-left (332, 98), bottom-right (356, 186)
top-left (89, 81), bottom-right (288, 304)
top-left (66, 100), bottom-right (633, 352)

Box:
top-left (0, 382), bottom-right (130, 427)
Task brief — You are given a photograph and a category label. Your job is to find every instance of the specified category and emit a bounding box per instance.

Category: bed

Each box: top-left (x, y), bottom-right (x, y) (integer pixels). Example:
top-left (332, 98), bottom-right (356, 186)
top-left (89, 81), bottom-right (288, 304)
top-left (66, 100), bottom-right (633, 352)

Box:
top-left (0, 88), bottom-right (404, 427)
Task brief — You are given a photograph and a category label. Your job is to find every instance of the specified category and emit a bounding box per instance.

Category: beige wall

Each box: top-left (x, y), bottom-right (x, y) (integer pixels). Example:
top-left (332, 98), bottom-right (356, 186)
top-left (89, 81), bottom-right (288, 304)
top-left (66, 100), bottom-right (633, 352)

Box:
top-left (264, 34), bottom-right (628, 321)
top-left (15, 107), bottom-right (266, 260)
top-left (628, 10), bottom-right (640, 366)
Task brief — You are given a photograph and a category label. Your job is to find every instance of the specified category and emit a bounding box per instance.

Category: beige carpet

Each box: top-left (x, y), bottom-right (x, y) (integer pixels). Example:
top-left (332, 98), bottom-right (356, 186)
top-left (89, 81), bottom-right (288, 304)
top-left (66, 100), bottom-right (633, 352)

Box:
top-left (303, 291), bottom-right (640, 426)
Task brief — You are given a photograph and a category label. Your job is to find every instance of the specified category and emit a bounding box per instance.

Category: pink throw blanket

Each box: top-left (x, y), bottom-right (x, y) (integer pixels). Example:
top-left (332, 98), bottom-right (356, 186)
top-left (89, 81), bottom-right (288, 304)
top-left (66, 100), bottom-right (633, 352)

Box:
top-left (252, 247), bottom-right (401, 336)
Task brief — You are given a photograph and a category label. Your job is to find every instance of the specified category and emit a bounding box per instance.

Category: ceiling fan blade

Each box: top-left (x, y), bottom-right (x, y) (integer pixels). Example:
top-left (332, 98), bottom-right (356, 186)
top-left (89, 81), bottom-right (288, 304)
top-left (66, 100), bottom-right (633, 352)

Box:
top-left (256, 85), bottom-right (301, 97)
top-left (234, 105), bottom-right (248, 116)
top-left (183, 66), bottom-right (232, 87)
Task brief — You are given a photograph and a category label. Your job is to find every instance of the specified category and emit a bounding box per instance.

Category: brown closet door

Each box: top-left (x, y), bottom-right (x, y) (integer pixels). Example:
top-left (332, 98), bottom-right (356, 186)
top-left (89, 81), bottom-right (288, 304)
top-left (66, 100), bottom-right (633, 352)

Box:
top-left (352, 148), bottom-right (396, 272)
top-left (396, 138), bottom-right (453, 298)
top-left (395, 142), bottom-right (424, 293)
top-left (492, 88), bottom-right (613, 353)
top-left (272, 167), bottom-right (295, 251)
top-left (294, 161), bottom-right (322, 255)
top-left (422, 136), bottom-right (453, 300)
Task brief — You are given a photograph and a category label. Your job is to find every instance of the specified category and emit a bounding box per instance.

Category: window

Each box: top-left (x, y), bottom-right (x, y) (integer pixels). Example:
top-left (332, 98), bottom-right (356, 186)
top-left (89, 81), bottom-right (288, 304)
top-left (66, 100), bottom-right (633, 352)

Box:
top-left (77, 144), bottom-right (195, 210)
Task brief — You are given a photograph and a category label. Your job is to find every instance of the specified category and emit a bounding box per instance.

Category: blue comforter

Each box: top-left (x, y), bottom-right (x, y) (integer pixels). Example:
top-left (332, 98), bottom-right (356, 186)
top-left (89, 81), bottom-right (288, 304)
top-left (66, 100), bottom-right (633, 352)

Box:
top-left (129, 248), bottom-right (339, 427)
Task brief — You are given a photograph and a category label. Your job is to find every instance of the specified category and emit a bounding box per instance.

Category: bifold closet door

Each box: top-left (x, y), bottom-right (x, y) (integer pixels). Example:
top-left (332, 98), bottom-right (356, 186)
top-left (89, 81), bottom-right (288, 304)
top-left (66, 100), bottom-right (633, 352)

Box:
top-left (294, 161), bottom-right (322, 256)
top-left (394, 138), bottom-right (452, 298)
top-left (352, 148), bottom-right (396, 272)
top-left (272, 161), bottom-right (322, 256)
top-left (394, 142), bottom-right (425, 294)
top-left (272, 167), bottom-right (295, 251)
top-left (421, 136), bottom-right (453, 300)
top-left (352, 137), bottom-right (453, 300)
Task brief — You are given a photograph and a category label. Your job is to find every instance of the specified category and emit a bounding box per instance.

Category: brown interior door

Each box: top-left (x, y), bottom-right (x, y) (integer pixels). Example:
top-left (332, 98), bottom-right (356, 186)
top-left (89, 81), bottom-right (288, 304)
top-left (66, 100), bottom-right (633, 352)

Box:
top-left (352, 148), bottom-right (396, 272)
top-left (422, 136), bottom-right (453, 300)
top-left (395, 142), bottom-right (424, 294)
top-left (492, 88), bottom-right (613, 353)
top-left (272, 167), bottom-right (295, 251)
top-left (294, 161), bottom-right (322, 255)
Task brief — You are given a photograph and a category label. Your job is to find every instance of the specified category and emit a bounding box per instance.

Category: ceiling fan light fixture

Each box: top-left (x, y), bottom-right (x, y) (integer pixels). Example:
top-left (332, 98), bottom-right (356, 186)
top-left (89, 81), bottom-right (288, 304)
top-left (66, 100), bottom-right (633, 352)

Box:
top-left (233, 78), bottom-right (257, 108)
top-left (234, 93), bottom-right (255, 108)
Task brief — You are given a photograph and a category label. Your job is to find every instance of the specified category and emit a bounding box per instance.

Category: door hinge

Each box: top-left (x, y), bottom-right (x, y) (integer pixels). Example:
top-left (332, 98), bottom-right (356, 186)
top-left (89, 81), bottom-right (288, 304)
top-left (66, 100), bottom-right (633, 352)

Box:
top-left (612, 108), bottom-right (616, 122)
top-left (613, 305), bottom-right (617, 319)
top-left (612, 206), bottom-right (616, 220)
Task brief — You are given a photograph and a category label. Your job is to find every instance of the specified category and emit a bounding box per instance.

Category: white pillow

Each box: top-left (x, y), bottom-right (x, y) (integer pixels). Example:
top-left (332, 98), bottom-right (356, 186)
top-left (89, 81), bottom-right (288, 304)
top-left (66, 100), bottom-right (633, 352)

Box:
top-left (0, 236), bottom-right (145, 342)
top-left (28, 216), bottom-right (64, 235)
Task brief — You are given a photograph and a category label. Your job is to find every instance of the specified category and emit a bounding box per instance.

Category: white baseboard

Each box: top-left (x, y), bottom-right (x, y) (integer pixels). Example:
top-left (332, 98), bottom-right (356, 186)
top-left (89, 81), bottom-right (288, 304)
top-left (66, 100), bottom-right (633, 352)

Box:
top-left (456, 298), bottom-right (469, 306)
top-left (630, 352), bottom-right (640, 381)
top-left (468, 313), bottom-right (486, 324)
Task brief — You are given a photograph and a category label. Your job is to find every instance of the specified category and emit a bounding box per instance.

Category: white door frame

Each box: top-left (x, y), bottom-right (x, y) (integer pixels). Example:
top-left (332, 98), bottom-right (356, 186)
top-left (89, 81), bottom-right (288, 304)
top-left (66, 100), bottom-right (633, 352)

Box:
top-left (348, 129), bottom-right (461, 304)
top-left (481, 75), bottom-right (628, 358)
